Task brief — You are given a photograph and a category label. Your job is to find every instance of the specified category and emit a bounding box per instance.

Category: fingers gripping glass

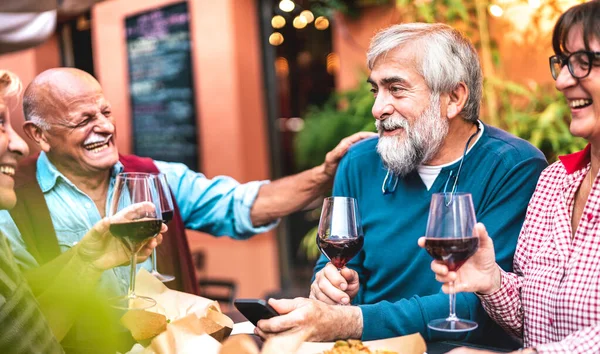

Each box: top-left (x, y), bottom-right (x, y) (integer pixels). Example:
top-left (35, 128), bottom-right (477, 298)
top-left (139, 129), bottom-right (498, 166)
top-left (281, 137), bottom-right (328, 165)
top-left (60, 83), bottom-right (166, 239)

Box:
top-left (549, 51), bottom-right (600, 80)
top-left (109, 173), bottom-right (162, 310)
top-left (317, 197), bottom-right (364, 271)
top-left (150, 173), bottom-right (176, 283)
top-left (424, 193), bottom-right (479, 332)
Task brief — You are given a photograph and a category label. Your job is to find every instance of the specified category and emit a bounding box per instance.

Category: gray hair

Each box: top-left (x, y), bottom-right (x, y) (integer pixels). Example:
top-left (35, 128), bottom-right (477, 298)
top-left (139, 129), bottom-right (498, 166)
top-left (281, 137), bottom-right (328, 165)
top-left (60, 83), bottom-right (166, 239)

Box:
top-left (367, 23), bottom-right (483, 123)
top-left (22, 88), bottom-right (51, 131)
top-left (26, 114), bottom-right (51, 131)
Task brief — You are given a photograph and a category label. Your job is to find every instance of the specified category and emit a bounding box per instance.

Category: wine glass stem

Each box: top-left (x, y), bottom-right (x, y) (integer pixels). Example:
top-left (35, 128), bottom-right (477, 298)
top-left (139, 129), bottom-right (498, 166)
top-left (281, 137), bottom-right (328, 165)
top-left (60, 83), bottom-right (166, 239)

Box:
top-left (152, 248), bottom-right (158, 272)
top-left (448, 281), bottom-right (458, 321)
top-left (128, 252), bottom-right (138, 299)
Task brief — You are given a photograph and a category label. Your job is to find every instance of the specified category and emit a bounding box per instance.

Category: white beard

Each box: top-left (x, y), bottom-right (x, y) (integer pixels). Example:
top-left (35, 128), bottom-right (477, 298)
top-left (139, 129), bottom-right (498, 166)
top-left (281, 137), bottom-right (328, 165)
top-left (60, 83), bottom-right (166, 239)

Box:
top-left (376, 94), bottom-right (448, 176)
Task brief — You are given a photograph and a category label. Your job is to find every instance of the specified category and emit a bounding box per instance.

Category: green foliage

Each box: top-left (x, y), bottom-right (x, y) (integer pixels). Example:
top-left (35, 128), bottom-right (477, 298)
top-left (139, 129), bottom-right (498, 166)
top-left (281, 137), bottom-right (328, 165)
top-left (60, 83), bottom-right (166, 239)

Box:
top-left (490, 78), bottom-right (587, 162)
top-left (299, 225), bottom-right (321, 261)
top-left (294, 79), bottom-right (376, 171)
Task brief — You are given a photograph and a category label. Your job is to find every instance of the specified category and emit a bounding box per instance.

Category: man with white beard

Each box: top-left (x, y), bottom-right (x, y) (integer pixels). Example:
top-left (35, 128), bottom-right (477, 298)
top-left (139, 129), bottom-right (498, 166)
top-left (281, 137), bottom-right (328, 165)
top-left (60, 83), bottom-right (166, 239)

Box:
top-left (255, 23), bottom-right (547, 347)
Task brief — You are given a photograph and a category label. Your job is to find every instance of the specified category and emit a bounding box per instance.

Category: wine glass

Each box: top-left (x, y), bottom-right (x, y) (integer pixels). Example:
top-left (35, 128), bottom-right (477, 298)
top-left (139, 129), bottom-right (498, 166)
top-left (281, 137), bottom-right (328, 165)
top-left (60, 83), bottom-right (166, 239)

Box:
top-left (316, 197), bottom-right (364, 271)
top-left (150, 173), bottom-right (176, 283)
top-left (109, 172), bottom-right (162, 310)
top-left (424, 192), bottom-right (479, 332)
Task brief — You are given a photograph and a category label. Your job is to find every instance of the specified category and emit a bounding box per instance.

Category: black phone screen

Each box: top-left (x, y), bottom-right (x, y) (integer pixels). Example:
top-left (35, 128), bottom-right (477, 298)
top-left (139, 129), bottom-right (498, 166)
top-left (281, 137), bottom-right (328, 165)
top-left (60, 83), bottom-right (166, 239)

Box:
top-left (234, 299), bottom-right (279, 326)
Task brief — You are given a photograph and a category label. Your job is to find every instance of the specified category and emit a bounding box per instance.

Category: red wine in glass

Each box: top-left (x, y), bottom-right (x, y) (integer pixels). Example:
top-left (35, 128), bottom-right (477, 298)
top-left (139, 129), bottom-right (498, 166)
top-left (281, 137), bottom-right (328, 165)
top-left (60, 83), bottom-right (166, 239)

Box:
top-left (424, 237), bottom-right (479, 272)
top-left (161, 210), bottom-right (174, 224)
top-left (109, 172), bottom-right (162, 310)
top-left (110, 219), bottom-right (163, 251)
top-left (317, 235), bottom-right (364, 269)
top-left (151, 173), bottom-right (176, 283)
top-left (317, 197), bottom-right (363, 273)
top-left (424, 192), bottom-right (479, 333)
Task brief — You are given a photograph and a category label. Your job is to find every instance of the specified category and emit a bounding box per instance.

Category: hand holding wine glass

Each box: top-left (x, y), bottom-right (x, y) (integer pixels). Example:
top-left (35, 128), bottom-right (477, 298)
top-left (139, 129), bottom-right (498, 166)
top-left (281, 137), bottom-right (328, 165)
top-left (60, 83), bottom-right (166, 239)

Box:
top-left (77, 204), bottom-right (166, 271)
top-left (422, 192), bottom-right (480, 332)
top-left (421, 222), bottom-right (502, 296)
top-left (109, 172), bottom-right (163, 310)
top-left (315, 197), bottom-right (363, 305)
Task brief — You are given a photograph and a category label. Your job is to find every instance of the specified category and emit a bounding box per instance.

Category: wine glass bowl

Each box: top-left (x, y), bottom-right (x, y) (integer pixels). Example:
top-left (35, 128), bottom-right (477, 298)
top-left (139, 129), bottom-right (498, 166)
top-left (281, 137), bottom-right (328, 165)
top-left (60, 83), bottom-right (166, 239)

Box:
top-left (424, 192), bottom-right (479, 332)
top-left (317, 197), bottom-right (364, 270)
top-left (150, 173), bottom-right (176, 283)
top-left (109, 173), bottom-right (162, 310)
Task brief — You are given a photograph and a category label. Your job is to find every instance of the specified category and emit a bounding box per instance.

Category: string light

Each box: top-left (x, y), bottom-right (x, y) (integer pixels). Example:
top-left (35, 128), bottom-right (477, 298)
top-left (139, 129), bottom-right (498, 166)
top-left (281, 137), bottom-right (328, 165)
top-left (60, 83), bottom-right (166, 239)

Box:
top-left (293, 16), bottom-right (307, 29)
top-left (269, 32), bottom-right (284, 46)
top-left (314, 16), bottom-right (329, 30)
top-left (271, 15), bottom-right (286, 29)
top-left (279, 0), bottom-right (295, 12)
top-left (300, 10), bottom-right (314, 23)
top-left (275, 57), bottom-right (289, 76)
top-left (528, 0), bottom-right (541, 8)
top-left (489, 4), bottom-right (504, 17)
top-left (326, 53), bottom-right (340, 74)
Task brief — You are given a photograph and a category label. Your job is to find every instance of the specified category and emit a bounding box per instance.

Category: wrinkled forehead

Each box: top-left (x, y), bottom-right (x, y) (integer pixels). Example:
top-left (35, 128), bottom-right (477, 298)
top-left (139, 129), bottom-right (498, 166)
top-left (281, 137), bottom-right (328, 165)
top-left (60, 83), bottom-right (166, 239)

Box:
top-left (46, 82), bottom-right (109, 122)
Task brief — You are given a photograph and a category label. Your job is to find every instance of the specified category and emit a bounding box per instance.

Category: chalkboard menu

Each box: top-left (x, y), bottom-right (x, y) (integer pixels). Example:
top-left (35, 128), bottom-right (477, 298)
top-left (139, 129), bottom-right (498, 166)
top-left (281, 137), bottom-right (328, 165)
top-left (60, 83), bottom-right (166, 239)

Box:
top-left (125, 2), bottom-right (199, 170)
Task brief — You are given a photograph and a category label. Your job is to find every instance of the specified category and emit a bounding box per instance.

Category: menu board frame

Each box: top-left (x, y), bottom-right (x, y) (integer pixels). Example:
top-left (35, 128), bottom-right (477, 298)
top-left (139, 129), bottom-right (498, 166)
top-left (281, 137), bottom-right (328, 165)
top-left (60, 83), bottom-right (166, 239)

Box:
top-left (125, 1), bottom-right (200, 170)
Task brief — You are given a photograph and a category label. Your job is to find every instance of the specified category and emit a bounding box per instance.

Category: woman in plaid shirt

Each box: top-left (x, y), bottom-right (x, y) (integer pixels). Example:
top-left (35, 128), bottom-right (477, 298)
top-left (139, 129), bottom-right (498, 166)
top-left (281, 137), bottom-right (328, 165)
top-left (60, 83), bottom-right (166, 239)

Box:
top-left (423, 1), bottom-right (600, 353)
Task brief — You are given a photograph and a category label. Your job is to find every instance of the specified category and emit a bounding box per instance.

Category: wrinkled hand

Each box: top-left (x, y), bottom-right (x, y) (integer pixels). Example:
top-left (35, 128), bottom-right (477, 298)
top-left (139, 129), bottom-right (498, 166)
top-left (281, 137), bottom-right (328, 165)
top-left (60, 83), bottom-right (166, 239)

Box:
top-left (418, 223), bottom-right (500, 295)
top-left (310, 263), bottom-right (359, 305)
top-left (255, 298), bottom-right (362, 342)
top-left (323, 132), bottom-right (377, 178)
top-left (77, 202), bottom-right (166, 271)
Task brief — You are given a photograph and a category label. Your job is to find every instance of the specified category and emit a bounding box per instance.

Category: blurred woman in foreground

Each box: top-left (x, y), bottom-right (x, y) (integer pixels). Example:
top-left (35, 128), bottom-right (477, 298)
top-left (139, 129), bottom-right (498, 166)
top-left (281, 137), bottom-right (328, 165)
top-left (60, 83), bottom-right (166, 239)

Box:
top-left (423, 1), bottom-right (600, 353)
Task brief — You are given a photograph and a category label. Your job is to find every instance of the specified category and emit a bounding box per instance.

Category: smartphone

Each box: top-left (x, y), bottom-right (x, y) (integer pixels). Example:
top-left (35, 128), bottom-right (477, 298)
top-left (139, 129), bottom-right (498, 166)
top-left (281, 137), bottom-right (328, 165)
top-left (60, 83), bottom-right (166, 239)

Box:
top-left (233, 298), bottom-right (279, 326)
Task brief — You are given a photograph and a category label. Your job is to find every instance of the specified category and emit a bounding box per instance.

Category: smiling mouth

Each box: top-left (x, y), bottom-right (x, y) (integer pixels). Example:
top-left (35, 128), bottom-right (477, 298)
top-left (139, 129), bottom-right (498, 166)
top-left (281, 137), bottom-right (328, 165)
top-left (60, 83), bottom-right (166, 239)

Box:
top-left (570, 99), bottom-right (593, 109)
top-left (0, 166), bottom-right (15, 177)
top-left (84, 136), bottom-right (112, 153)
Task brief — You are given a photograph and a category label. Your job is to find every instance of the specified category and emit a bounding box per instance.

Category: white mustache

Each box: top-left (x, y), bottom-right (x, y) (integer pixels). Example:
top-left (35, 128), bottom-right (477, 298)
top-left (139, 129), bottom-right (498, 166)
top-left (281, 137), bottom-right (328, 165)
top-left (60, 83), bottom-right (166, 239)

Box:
top-left (375, 116), bottom-right (410, 132)
top-left (84, 134), bottom-right (112, 145)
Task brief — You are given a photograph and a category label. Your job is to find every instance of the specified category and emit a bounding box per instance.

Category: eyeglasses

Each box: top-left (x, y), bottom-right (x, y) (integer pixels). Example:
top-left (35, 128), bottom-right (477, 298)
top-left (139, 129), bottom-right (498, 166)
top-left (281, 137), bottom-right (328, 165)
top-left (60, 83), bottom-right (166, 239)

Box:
top-left (549, 50), bottom-right (600, 80)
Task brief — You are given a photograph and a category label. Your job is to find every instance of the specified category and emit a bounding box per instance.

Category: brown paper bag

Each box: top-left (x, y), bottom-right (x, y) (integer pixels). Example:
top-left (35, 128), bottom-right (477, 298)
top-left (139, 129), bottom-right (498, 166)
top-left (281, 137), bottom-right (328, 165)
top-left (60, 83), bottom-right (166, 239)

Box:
top-left (124, 269), bottom-right (233, 354)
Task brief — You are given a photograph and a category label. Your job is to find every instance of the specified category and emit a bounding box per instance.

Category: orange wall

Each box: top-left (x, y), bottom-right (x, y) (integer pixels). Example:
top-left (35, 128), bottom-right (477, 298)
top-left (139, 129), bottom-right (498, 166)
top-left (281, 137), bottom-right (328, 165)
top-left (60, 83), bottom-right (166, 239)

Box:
top-left (0, 35), bottom-right (61, 154)
top-left (92, 0), bottom-right (279, 299)
top-left (333, 5), bottom-right (556, 91)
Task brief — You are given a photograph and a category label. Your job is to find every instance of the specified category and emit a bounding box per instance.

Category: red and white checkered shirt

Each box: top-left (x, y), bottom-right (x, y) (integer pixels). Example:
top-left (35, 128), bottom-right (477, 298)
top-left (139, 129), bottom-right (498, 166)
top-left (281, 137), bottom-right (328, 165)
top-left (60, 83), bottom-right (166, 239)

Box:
top-left (478, 145), bottom-right (600, 354)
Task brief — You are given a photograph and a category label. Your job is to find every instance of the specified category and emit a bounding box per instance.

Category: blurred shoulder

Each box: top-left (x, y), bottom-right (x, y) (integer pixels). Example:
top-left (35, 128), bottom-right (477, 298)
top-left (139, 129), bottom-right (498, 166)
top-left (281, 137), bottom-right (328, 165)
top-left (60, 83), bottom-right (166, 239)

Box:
top-left (478, 124), bottom-right (547, 165)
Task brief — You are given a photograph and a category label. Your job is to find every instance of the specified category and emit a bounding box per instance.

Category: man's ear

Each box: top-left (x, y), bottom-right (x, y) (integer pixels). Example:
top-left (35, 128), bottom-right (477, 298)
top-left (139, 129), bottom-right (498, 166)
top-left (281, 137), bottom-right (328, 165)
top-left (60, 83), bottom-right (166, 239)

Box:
top-left (445, 82), bottom-right (469, 120)
top-left (23, 121), bottom-right (51, 152)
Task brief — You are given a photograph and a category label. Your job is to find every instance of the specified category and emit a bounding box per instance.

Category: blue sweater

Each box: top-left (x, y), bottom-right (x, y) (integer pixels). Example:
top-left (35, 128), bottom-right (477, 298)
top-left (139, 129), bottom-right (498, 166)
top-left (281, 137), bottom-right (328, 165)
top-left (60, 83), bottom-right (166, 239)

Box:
top-left (314, 124), bottom-right (547, 343)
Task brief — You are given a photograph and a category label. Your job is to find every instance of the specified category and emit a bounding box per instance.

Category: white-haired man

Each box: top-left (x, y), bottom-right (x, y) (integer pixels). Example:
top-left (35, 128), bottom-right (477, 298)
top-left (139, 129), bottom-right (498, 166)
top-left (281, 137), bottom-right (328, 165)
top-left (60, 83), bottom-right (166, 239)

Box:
top-left (255, 23), bottom-right (547, 347)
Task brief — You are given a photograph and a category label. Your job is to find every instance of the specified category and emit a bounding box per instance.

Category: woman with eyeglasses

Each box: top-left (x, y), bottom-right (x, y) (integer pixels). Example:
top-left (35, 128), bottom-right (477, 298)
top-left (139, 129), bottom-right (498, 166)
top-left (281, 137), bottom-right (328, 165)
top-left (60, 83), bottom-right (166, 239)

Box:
top-left (422, 1), bottom-right (600, 353)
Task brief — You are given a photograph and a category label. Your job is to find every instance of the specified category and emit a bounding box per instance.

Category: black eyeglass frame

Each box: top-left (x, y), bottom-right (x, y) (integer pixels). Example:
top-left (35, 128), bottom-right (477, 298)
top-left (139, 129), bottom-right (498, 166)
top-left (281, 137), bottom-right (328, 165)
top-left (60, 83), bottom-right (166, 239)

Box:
top-left (549, 50), bottom-right (600, 80)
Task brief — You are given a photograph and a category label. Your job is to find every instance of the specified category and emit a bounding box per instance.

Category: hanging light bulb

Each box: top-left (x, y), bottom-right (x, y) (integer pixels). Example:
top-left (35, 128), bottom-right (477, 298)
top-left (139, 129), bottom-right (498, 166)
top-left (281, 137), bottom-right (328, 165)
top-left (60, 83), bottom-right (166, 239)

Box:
top-left (293, 16), bottom-right (307, 29)
top-left (269, 32), bottom-right (284, 46)
top-left (279, 0), bottom-right (295, 12)
top-left (300, 10), bottom-right (314, 23)
top-left (314, 16), bottom-right (329, 30)
top-left (489, 4), bottom-right (504, 17)
top-left (271, 15), bottom-right (286, 29)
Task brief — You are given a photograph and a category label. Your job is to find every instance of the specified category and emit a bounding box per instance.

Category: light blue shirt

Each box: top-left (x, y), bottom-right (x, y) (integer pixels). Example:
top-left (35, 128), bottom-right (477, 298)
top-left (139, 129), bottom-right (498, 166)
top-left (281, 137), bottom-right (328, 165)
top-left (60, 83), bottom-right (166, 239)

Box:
top-left (0, 152), bottom-right (277, 296)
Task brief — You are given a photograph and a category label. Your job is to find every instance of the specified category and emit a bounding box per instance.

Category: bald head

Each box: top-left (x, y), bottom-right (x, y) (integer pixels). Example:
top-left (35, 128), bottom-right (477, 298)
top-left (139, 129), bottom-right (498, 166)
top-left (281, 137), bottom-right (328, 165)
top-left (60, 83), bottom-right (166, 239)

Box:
top-left (23, 68), bottom-right (103, 129)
